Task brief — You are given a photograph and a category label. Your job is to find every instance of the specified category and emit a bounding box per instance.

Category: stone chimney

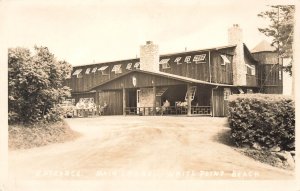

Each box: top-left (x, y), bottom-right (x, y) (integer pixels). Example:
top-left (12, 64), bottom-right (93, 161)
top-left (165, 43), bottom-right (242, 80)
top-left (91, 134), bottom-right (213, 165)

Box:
top-left (140, 41), bottom-right (159, 72)
top-left (228, 24), bottom-right (247, 86)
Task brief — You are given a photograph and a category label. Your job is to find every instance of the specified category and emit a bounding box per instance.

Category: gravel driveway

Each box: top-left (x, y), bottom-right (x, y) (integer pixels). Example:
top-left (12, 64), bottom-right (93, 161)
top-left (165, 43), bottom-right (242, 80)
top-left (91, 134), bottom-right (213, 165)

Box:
top-left (9, 116), bottom-right (294, 183)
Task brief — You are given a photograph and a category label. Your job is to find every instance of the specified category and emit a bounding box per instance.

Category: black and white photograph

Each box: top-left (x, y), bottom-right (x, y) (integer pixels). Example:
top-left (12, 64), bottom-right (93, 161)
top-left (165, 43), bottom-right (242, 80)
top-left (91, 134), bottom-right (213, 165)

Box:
top-left (0, 0), bottom-right (298, 191)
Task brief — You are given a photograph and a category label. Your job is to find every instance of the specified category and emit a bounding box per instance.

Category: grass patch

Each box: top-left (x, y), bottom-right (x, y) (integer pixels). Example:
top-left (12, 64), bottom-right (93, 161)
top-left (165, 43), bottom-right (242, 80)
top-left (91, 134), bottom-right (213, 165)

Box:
top-left (236, 148), bottom-right (294, 170)
top-left (214, 127), bottom-right (295, 171)
top-left (9, 120), bottom-right (81, 150)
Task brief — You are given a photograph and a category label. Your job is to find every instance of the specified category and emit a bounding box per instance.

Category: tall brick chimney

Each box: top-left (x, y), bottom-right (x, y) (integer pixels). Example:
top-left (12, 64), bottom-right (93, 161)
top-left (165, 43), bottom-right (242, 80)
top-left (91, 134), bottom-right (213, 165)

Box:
top-left (140, 41), bottom-right (159, 72)
top-left (228, 24), bottom-right (247, 86)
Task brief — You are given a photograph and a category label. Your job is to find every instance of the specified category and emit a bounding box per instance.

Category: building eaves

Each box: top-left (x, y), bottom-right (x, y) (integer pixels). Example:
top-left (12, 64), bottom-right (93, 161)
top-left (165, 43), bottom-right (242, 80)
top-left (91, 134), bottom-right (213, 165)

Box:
top-left (72, 44), bottom-right (237, 68)
top-left (88, 69), bottom-right (234, 92)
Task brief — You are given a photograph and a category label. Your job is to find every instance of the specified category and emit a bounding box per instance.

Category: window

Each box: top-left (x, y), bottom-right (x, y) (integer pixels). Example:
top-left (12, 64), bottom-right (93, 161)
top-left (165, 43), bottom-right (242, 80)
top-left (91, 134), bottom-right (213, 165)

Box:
top-left (85, 68), bottom-right (91, 74)
top-left (246, 64), bottom-right (255, 75)
top-left (247, 89), bottom-right (253, 94)
top-left (224, 88), bottom-right (231, 100)
top-left (98, 66), bottom-right (109, 75)
top-left (112, 64), bottom-right (122, 74)
top-left (159, 58), bottom-right (170, 69)
top-left (72, 69), bottom-right (83, 78)
top-left (251, 65), bottom-right (256, 75)
top-left (238, 88), bottom-right (244, 94)
top-left (174, 57), bottom-right (182, 65)
top-left (126, 63), bottom-right (132, 70)
top-left (193, 54), bottom-right (206, 64)
top-left (220, 55), bottom-right (231, 66)
top-left (91, 67), bottom-right (97, 73)
top-left (279, 70), bottom-right (282, 80)
top-left (184, 56), bottom-right (191, 63)
top-left (134, 62), bottom-right (140, 69)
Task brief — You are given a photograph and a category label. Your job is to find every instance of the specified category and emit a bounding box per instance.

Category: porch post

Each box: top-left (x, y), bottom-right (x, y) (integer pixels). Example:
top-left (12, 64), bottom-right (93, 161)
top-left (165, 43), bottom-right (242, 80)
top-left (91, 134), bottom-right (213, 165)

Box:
top-left (187, 83), bottom-right (192, 116)
top-left (122, 86), bottom-right (126, 116)
top-left (153, 85), bottom-right (156, 116)
top-left (95, 90), bottom-right (99, 115)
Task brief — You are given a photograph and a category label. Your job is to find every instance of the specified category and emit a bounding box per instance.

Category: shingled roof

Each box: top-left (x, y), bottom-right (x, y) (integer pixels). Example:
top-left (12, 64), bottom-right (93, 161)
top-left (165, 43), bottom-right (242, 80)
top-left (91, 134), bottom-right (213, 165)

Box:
top-left (251, 40), bottom-right (276, 53)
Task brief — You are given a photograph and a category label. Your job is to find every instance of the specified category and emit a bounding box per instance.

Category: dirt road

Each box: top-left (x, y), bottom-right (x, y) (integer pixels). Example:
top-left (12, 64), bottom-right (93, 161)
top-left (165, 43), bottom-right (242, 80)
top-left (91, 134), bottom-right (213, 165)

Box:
top-left (9, 116), bottom-right (294, 182)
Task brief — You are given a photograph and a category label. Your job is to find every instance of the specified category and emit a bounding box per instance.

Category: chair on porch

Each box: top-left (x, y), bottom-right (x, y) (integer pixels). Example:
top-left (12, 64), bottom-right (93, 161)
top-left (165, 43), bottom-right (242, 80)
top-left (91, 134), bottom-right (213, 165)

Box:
top-left (99, 102), bottom-right (108, 116)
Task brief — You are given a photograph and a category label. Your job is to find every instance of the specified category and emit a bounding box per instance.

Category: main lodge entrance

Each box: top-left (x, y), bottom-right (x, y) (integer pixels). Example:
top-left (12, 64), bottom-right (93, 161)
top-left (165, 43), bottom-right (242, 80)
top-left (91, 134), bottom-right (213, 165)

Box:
top-left (96, 84), bottom-right (213, 116)
top-left (72, 70), bottom-right (235, 117)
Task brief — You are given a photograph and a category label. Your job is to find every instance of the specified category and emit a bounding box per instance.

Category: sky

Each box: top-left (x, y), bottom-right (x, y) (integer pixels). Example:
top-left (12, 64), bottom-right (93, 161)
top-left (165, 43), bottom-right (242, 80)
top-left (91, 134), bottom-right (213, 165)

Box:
top-left (2, 0), bottom-right (292, 66)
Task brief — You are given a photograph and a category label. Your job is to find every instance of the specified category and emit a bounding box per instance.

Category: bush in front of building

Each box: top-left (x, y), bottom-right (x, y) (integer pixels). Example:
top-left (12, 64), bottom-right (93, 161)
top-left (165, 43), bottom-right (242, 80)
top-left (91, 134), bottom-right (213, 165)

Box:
top-left (227, 94), bottom-right (295, 151)
top-left (8, 46), bottom-right (72, 125)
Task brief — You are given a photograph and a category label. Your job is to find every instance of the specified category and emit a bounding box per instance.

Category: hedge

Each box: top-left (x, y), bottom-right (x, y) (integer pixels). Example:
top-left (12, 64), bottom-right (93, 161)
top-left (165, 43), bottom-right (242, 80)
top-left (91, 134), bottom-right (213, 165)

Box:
top-left (227, 94), bottom-right (295, 151)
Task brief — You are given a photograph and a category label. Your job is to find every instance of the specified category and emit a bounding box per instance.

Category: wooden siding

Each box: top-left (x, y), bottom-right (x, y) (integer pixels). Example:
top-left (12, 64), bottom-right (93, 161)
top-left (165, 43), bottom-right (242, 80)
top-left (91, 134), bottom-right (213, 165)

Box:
top-left (98, 91), bottom-right (123, 115)
top-left (246, 75), bottom-right (257, 87)
top-left (94, 72), bottom-right (186, 91)
top-left (260, 64), bottom-right (282, 86)
top-left (67, 58), bottom-right (139, 92)
top-left (261, 86), bottom-right (283, 94)
top-left (252, 52), bottom-right (283, 94)
top-left (210, 51), bottom-right (233, 84)
top-left (212, 87), bottom-right (227, 117)
top-left (159, 51), bottom-right (210, 81)
top-left (159, 47), bottom-right (234, 84)
top-left (252, 52), bottom-right (283, 65)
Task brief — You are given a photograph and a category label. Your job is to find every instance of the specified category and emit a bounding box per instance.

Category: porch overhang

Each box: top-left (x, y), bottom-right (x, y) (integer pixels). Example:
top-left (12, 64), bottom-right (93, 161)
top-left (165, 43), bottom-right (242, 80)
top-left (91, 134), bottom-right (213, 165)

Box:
top-left (88, 69), bottom-right (234, 91)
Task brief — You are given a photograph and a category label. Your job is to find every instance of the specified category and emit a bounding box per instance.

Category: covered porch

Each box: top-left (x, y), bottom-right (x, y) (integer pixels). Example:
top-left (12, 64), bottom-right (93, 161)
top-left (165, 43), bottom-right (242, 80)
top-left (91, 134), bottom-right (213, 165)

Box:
top-left (88, 70), bottom-right (230, 117)
top-left (124, 84), bottom-right (212, 116)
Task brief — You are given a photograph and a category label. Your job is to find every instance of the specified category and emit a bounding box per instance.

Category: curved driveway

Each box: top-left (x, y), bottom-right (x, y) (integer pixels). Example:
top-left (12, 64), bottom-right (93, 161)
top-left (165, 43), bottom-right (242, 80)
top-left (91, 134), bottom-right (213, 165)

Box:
top-left (9, 116), bottom-right (294, 181)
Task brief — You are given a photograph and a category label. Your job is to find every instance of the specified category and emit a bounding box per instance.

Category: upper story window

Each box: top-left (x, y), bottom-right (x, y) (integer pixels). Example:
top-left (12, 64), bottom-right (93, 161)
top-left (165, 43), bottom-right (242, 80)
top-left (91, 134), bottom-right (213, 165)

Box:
top-left (91, 67), bottom-right (97, 73)
top-left (174, 57), bottom-right (182, 65)
top-left (220, 55), bottom-right (231, 66)
top-left (134, 62), bottom-right (140, 69)
top-left (72, 69), bottom-right (83, 78)
top-left (98, 66), bottom-right (109, 75)
top-left (85, 68), bottom-right (91, 74)
top-left (159, 58), bottom-right (170, 69)
top-left (126, 63), bottom-right (132, 70)
top-left (193, 54), bottom-right (206, 64)
top-left (112, 64), bottom-right (122, 74)
top-left (246, 64), bottom-right (255, 75)
top-left (184, 56), bottom-right (191, 63)
top-left (279, 70), bottom-right (282, 80)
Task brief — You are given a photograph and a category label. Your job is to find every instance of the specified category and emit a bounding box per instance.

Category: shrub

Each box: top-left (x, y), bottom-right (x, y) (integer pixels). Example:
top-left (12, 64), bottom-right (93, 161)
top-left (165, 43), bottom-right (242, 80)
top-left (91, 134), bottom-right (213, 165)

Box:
top-left (8, 46), bottom-right (72, 124)
top-left (228, 94), bottom-right (295, 151)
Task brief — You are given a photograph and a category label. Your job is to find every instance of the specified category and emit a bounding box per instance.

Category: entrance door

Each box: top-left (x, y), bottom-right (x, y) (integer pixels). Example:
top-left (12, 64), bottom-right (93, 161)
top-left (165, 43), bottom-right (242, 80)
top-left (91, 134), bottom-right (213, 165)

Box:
top-left (136, 89), bottom-right (140, 114)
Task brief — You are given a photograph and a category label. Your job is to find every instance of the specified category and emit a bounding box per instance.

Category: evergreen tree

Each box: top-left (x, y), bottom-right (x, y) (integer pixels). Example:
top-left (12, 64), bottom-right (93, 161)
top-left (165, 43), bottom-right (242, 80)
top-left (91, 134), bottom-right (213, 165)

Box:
top-left (258, 5), bottom-right (295, 75)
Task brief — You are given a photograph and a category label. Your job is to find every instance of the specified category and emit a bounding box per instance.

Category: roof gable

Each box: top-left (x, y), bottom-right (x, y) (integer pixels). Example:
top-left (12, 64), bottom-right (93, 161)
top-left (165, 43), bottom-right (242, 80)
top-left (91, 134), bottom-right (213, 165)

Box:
top-left (243, 44), bottom-right (259, 64)
top-left (89, 70), bottom-right (233, 91)
top-left (251, 40), bottom-right (276, 53)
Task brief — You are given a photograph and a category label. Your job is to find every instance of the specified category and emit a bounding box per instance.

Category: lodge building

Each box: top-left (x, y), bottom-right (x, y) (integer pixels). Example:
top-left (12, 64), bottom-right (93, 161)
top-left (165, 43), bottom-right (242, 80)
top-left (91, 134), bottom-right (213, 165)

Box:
top-left (64, 24), bottom-right (283, 117)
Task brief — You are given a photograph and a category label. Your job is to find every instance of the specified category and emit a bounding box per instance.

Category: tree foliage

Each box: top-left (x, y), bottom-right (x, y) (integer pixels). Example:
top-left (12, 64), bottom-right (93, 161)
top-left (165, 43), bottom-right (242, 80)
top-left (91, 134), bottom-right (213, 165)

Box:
top-left (8, 46), bottom-right (72, 124)
top-left (258, 5), bottom-right (295, 75)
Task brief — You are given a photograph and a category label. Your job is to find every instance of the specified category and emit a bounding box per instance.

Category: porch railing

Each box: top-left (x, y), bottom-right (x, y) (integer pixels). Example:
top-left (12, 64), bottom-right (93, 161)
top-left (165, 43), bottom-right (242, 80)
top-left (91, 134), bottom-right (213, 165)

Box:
top-left (125, 106), bottom-right (211, 116)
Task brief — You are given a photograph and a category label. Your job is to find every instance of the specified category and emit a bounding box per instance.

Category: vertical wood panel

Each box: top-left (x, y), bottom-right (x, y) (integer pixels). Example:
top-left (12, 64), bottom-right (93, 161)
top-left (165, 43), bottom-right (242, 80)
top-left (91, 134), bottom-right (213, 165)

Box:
top-left (98, 91), bottom-right (123, 115)
top-left (212, 87), bottom-right (225, 117)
